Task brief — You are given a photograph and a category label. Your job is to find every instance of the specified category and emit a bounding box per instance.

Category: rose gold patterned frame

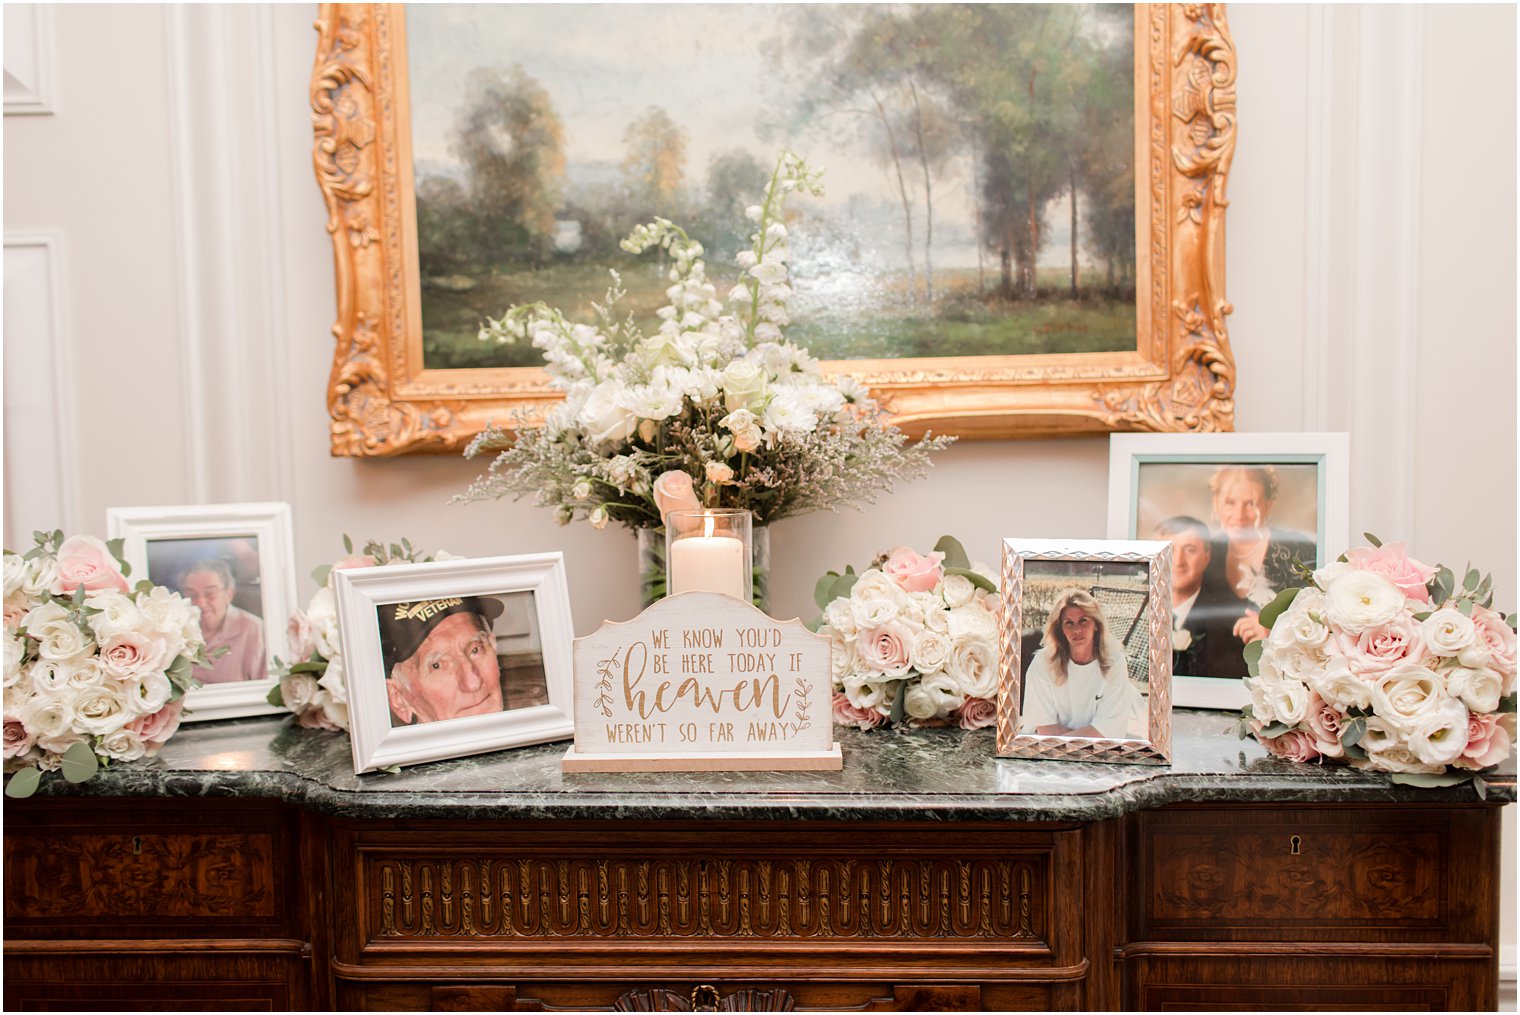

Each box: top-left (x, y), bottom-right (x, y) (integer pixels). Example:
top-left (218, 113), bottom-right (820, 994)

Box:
top-left (997, 538), bottom-right (1174, 765)
top-left (311, 4), bottom-right (1236, 455)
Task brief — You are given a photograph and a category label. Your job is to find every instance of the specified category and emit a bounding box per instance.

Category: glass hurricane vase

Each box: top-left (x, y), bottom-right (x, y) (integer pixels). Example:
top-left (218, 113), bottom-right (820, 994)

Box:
top-left (638, 524), bottom-right (770, 614)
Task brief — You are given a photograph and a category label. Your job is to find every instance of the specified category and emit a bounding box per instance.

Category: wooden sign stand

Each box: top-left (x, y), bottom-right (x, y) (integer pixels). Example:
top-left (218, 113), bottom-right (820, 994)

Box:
top-left (562, 592), bottom-right (842, 773)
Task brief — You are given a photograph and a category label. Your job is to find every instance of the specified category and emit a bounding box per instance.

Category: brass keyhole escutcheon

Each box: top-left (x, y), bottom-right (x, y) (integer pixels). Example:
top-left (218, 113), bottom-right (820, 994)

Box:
top-left (132, 836), bottom-right (143, 856)
top-left (1290, 835), bottom-right (1302, 855)
top-left (691, 984), bottom-right (720, 1011)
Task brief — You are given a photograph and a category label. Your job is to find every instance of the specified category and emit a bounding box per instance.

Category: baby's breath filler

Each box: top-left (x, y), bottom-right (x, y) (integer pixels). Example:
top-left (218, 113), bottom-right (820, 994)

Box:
top-left (459, 151), bottom-right (951, 532)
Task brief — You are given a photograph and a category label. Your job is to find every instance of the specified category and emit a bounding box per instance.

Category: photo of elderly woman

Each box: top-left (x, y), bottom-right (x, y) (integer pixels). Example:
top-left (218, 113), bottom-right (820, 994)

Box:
top-left (145, 536), bottom-right (266, 684)
top-left (1017, 561), bottom-right (1151, 741)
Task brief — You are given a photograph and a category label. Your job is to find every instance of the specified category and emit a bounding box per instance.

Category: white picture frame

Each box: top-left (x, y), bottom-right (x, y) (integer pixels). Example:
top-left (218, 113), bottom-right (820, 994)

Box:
top-left (106, 502), bottom-right (296, 722)
top-left (997, 538), bottom-right (1173, 765)
top-left (335, 553), bottom-right (575, 774)
top-left (1106, 432), bottom-right (1350, 709)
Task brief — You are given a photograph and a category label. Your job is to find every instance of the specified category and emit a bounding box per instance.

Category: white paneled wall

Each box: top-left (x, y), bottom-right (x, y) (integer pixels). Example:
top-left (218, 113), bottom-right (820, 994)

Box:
top-left (3, 2), bottom-right (1515, 979)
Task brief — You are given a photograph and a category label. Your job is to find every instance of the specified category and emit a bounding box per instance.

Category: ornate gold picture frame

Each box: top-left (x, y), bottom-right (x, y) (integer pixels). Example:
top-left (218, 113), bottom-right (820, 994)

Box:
top-left (312, 4), bottom-right (1236, 456)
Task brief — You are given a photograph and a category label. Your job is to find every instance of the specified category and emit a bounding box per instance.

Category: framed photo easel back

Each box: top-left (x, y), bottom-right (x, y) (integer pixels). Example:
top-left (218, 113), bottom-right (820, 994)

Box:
top-left (997, 538), bottom-right (1173, 765)
top-left (1106, 432), bottom-right (1350, 709)
top-left (335, 553), bottom-right (575, 773)
top-left (107, 502), bottom-right (297, 722)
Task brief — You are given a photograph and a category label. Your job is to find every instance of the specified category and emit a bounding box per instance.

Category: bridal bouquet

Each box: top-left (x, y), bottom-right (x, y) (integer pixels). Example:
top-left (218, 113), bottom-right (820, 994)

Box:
top-left (457, 151), bottom-right (950, 536)
top-left (271, 536), bottom-right (458, 732)
top-left (3, 531), bottom-right (208, 797)
top-left (1240, 536), bottom-right (1516, 792)
top-left (815, 536), bottom-right (1002, 730)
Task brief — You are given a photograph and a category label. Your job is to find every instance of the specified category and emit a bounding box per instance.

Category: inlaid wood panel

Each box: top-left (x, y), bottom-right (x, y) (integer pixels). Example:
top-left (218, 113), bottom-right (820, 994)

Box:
top-left (1125, 954), bottom-right (1493, 1011)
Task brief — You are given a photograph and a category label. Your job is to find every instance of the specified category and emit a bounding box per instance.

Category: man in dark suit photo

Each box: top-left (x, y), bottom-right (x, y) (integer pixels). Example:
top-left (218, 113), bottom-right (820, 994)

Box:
top-left (1156, 516), bottom-right (1249, 679)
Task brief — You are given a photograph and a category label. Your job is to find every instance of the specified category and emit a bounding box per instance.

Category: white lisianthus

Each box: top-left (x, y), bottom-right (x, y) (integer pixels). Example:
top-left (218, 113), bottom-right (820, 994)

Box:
top-left (946, 637), bottom-right (998, 699)
top-left (822, 599), bottom-right (858, 638)
top-left (72, 682), bottom-right (134, 736)
top-left (30, 661), bottom-right (71, 696)
top-left (589, 505), bottom-right (610, 531)
top-left (1359, 714), bottom-right (1402, 754)
top-left (903, 670), bottom-right (964, 721)
top-left (1422, 608), bottom-right (1476, 658)
top-left (97, 727), bottom-right (148, 762)
top-left (1264, 677), bottom-right (1311, 726)
top-left (1445, 665), bottom-right (1503, 713)
top-left (307, 587), bottom-right (342, 659)
top-left (1369, 664), bottom-right (1448, 733)
top-left (131, 669), bottom-right (172, 715)
top-left (940, 574), bottom-right (975, 609)
top-left (571, 478), bottom-right (594, 500)
top-left (84, 591), bottom-right (145, 641)
top-left (1404, 698), bottom-right (1472, 766)
top-left (841, 673), bottom-right (893, 710)
top-left (909, 630), bottom-right (951, 675)
top-left (893, 595), bottom-right (927, 631)
top-left (1305, 660), bottom-right (1374, 710)
top-left (1259, 641), bottom-right (1326, 685)
top-left (1323, 571), bottom-right (1405, 633)
top-left (24, 602), bottom-right (93, 662)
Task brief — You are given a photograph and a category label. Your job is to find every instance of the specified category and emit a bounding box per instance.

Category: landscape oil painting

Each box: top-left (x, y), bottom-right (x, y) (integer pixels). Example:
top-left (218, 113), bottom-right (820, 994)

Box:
top-left (405, 4), bottom-right (1138, 371)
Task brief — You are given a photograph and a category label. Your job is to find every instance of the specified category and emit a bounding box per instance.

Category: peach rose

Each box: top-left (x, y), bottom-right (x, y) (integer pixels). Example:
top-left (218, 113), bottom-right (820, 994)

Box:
top-left (831, 691), bottom-right (885, 731)
top-left (1345, 542), bottom-right (1437, 602)
top-left (99, 631), bottom-right (172, 681)
top-left (1259, 727), bottom-right (1321, 763)
top-left (49, 535), bottom-right (129, 597)
top-left (1452, 711), bottom-right (1514, 771)
top-left (1301, 693), bottom-right (1346, 758)
top-left (287, 610), bottom-right (316, 662)
top-left (651, 471), bottom-right (701, 519)
top-left (881, 547), bottom-right (945, 594)
top-left (956, 696), bottom-right (998, 731)
top-left (1334, 614), bottom-right (1425, 679)
top-left (3, 715), bottom-right (35, 759)
top-left (1470, 605), bottom-right (1517, 684)
top-left (857, 622), bottom-right (914, 678)
top-left (126, 699), bottom-right (184, 746)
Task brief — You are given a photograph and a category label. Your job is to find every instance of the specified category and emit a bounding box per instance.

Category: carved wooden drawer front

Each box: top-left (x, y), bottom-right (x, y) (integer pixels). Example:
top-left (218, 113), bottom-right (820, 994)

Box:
top-left (1134, 805), bottom-right (1492, 944)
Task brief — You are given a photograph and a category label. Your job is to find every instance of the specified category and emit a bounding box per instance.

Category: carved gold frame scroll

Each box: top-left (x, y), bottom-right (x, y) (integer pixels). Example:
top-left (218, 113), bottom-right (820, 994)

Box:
top-left (311, 4), bottom-right (1236, 456)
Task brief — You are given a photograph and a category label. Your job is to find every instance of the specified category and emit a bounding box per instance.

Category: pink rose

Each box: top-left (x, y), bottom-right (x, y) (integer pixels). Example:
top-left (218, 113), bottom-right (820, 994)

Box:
top-left (831, 691), bottom-right (885, 731)
top-left (127, 699), bottom-right (184, 746)
top-left (857, 622), bottom-right (913, 677)
top-left (1452, 711), bottom-right (1514, 771)
top-left (3, 715), bottom-right (35, 759)
top-left (1470, 605), bottom-right (1517, 685)
top-left (1345, 542), bottom-right (1437, 603)
top-left (288, 610), bottom-right (316, 662)
top-left (956, 696), bottom-right (998, 730)
top-left (296, 707), bottom-right (343, 732)
top-left (652, 471), bottom-right (701, 519)
top-left (99, 631), bottom-right (172, 680)
top-left (1259, 727), bottom-right (1321, 764)
top-left (881, 547), bottom-right (945, 594)
top-left (49, 535), bottom-right (129, 597)
top-left (1334, 613), bottom-right (1426, 678)
top-left (1301, 693), bottom-right (1346, 758)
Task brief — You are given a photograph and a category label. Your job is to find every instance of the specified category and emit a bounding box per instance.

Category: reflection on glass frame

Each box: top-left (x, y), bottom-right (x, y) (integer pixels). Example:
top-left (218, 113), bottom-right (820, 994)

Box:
top-left (335, 553), bottom-right (574, 773)
top-left (1106, 432), bottom-right (1350, 709)
top-left (996, 538), bottom-right (1172, 765)
top-left (107, 503), bottom-right (296, 722)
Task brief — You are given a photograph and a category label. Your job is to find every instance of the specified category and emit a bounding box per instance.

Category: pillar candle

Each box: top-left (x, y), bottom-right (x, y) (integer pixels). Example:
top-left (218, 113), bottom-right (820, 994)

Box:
top-left (669, 533), bottom-right (747, 600)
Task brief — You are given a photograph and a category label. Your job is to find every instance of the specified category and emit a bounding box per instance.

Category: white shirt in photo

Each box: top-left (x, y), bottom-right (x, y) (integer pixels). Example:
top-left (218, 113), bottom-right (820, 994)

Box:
top-left (1019, 655), bottom-right (1144, 740)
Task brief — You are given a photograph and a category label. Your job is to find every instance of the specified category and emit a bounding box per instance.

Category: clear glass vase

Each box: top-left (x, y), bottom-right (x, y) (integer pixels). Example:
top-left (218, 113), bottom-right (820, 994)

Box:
top-left (638, 524), bottom-right (770, 614)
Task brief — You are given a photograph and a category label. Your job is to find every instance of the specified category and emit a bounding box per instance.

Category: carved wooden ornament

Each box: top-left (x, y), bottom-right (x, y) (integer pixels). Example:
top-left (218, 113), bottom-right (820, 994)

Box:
top-left (310, 4), bottom-right (1237, 455)
top-left (562, 593), bottom-right (841, 772)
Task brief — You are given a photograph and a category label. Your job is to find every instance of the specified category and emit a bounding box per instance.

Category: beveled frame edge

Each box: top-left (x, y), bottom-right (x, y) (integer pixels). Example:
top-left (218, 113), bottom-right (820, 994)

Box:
top-left (1103, 431), bottom-right (1351, 710)
top-left (334, 553), bottom-right (575, 774)
top-left (311, 3), bottom-right (1236, 455)
top-left (996, 538), bottom-right (1173, 765)
top-left (105, 502), bottom-right (297, 722)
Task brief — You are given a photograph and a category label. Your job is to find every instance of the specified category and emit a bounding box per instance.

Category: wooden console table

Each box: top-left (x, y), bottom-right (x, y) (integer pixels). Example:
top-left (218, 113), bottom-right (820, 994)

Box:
top-left (4, 711), bottom-right (1512, 1011)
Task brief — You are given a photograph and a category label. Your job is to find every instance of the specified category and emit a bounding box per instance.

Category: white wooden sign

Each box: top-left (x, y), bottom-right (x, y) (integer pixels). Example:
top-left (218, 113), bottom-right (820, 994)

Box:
top-left (562, 592), bottom-right (842, 773)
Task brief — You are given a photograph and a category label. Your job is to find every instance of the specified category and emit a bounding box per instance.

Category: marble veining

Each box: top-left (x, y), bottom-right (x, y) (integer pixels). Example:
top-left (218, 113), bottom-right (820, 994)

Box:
top-left (20, 709), bottom-right (1514, 821)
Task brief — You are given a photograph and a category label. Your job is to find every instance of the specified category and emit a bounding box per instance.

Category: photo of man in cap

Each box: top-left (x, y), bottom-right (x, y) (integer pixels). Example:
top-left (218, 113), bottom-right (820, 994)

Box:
top-left (381, 595), bottom-right (507, 726)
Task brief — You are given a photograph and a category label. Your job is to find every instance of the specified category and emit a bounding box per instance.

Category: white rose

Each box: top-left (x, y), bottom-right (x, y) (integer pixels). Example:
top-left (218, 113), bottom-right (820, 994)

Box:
top-left (577, 383), bottom-right (638, 445)
top-left (940, 574), bottom-right (975, 609)
top-left (19, 692), bottom-right (83, 753)
top-left (282, 672), bottom-right (320, 712)
top-left (321, 698), bottom-right (350, 731)
top-left (97, 727), bottom-right (147, 762)
top-left (1306, 660), bottom-right (1374, 710)
top-left (1359, 714), bottom-right (1404, 754)
top-left (3, 632), bottom-right (24, 686)
top-left (852, 569), bottom-right (907, 605)
top-left (1245, 675), bottom-right (1278, 724)
top-left (947, 604), bottom-right (998, 644)
top-left (61, 656), bottom-right (108, 690)
top-left (1323, 571), bottom-right (1405, 633)
top-left (3, 553), bottom-right (26, 598)
top-left (822, 599), bottom-right (858, 638)
top-left (99, 631), bottom-right (173, 681)
top-left (902, 671), bottom-right (964, 721)
top-left (1264, 677), bottom-right (1311, 726)
top-left (318, 656), bottom-right (348, 705)
top-left (851, 596), bottom-right (899, 629)
top-left (73, 682), bottom-right (135, 735)
top-left (909, 630), bottom-right (951, 675)
top-left (31, 660), bottom-right (71, 696)
top-left (1404, 698), bottom-right (1471, 766)
top-left (130, 670), bottom-right (172, 715)
top-left (85, 591), bottom-right (145, 641)
top-left (840, 673), bottom-right (893, 710)
top-left (827, 633), bottom-right (860, 679)
top-left (1445, 665), bottom-right (1503, 713)
top-left (1370, 664), bottom-right (1449, 733)
top-left (920, 605), bottom-right (950, 635)
top-left (23, 602), bottom-right (93, 662)
top-left (946, 637), bottom-right (998, 699)
top-left (307, 587), bottom-right (342, 658)
top-left (1422, 608), bottom-right (1476, 658)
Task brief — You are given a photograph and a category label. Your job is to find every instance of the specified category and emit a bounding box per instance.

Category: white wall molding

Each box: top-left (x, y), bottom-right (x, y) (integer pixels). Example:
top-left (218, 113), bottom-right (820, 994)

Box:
top-left (3, 4), bottom-right (56, 116)
top-left (164, 5), bottom-right (295, 507)
top-left (3, 234), bottom-right (78, 545)
top-left (1298, 4), bottom-right (1333, 432)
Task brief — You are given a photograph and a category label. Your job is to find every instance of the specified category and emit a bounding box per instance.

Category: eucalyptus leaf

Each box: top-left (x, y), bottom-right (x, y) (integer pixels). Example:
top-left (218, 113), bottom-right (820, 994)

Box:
top-left (1339, 715), bottom-right (1367, 748)
top-left (814, 572), bottom-right (841, 611)
top-left (1497, 693), bottom-right (1516, 714)
top-left (311, 564), bottom-right (332, 587)
top-left (1258, 721), bottom-right (1293, 738)
top-left (266, 685), bottom-right (286, 707)
top-left (1363, 532), bottom-right (1382, 548)
top-left (381, 765), bottom-right (402, 776)
top-left (944, 566), bottom-right (997, 594)
top-left (1464, 567), bottom-right (1480, 591)
top-left (168, 655), bottom-right (194, 684)
top-left (1457, 599), bottom-right (1473, 617)
top-left (168, 683), bottom-right (185, 702)
top-left (888, 685), bottom-right (907, 725)
top-left (1340, 741), bottom-right (1368, 762)
top-left (4, 767), bottom-right (41, 799)
top-left (1388, 771), bottom-right (1468, 789)
top-left (1506, 614), bottom-right (1517, 629)
top-left (1473, 775), bottom-right (1488, 801)
top-left (933, 535), bottom-right (971, 572)
top-left (1256, 587), bottom-right (1300, 631)
top-left (288, 661), bottom-right (328, 676)
top-left (805, 618), bottom-right (823, 633)
top-left (61, 741), bottom-right (98, 784)
top-left (828, 572), bottom-right (859, 605)
top-left (343, 533), bottom-right (353, 554)
top-left (1242, 639), bottom-right (1265, 678)
top-left (1412, 612), bottom-right (1432, 622)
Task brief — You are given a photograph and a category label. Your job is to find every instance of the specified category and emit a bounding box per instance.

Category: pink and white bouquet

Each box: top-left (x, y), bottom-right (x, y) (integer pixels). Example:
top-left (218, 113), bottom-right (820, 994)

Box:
top-left (271, 537), bottom-right (458, 732)
top-left (815, 536), bottom-right (1002, 731)
top-left (1240, 535), bottom-right (1516, 792)
top-left (3, 531), bottom-right (208, 798)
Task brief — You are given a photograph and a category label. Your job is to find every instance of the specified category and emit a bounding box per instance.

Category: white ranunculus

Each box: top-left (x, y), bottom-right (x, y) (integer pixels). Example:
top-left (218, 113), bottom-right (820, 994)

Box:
top-left (1404, 698), bottom-right (1471, 766)
top-left (903, 671), bottom-right (964, 721)
top-left (578, 383), bottom-right (638, 445)
top-left (97, 727), bottom-right (147, 762)
top-left (282, 672), bottom-right (320, 712)
top-left (73, 682), bottom-right (134, 736)
top-left (822, 599), bottom-right (858, 639)
top-left (1445, 665), bottom-right (1503, 713)
top-left (1370, 664), bottom-right (1448, 733)
top-left (940, 574), bottom-right (975, 609)
top-left (23, 602), bottom-right (93, 662)
top-left (1323, 571), bottom-right (1405, 633)
top-left (1422, 608), bottom-right (1476, 658)
top-left (319, 656), bottom-right (348, 705)
top-left (1306, 660), bottom-right (1374, 710)
top-left (841, 673), bottom-right (893, 710)
top-left (946, 637), bottom-right (998, 699)
top-left (947, 605), bottom-right (997, 645)
top-left (85, 591), bottom-right (145, 641)
top-left (1272, 589), bottom-right (1330, 649)
top-left (307, 587), bottom-right (342, 659)
top-left (1264, 677), bottom-right (1311, 726)
top-left (909, 630), bottom-right (951, 675)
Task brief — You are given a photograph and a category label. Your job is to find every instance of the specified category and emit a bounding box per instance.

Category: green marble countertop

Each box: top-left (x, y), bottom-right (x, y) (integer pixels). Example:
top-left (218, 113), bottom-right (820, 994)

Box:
top-left (14, 709), bottom-right (1514, 821)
